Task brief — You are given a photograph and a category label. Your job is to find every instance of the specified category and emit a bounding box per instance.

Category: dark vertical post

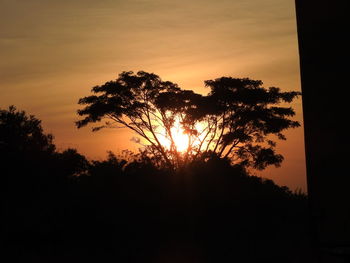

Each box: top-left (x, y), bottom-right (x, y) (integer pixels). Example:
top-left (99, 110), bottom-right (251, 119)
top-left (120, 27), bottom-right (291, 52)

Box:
top-left (295, 0), bottom-right (350, 260)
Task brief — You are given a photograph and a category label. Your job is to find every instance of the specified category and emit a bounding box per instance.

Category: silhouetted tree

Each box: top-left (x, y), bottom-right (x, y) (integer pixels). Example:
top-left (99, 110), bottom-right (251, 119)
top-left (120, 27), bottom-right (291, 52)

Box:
top-left (0, 105), bottom-right (55, 158)
top-left (1, 105), bottom-right (57, 191)
top-left (0, 106), bottom-right (88, 178)
top-left (55, 148), bottom-right (89, 177)
top-left (87, 151), bottom-right (126, 177)
top-left (77, 71), bottom-right (300, 170)
top-left (76, 71), bottom-right (181, 168)
top-left (194, 77), bottom-right (301, 169)
top-left (1, 106), bottom-right (88, 248)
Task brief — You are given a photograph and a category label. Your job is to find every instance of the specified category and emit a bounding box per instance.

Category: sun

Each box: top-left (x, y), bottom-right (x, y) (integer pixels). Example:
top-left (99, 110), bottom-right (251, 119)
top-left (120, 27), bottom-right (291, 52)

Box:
top-left (170, 122), bottom-right (189, 152)
top-left (157, 117), bottom-right (190, 153)
top-left (156, 117), bottom-right (209, 153)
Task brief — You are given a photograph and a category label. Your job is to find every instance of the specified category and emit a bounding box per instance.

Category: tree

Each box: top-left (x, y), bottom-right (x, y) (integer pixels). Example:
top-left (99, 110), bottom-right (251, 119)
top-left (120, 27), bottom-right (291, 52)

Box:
top-left (55, 148), bottom-right (89, 177)
top-left (76, 71), bottom-right (184, 168)
top-left (0, 106), bottom-right (88, 178)
top-left (77, 71), bottom-right (301, 170)
top-left (0, 105), bottom-right (56, 157)
top-left (194, 77), bottom-right (301, 170)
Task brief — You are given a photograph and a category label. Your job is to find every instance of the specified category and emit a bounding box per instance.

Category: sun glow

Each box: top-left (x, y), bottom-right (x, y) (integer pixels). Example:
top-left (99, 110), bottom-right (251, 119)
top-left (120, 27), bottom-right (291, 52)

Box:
top-left (170, 120), bottom-right (189, 152)
top-left (157, 118), bottom-right (190, 153)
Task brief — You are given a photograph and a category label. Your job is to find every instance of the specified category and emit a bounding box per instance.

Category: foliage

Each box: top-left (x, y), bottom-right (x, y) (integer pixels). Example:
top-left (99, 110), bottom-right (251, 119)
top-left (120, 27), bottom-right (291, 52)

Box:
top-left (76, 71), bottom-right (181, 168)
top-left (0, 105), bottom-right (56, 156)
top-left (77, 71), bottom-right (301, 170)
top-left (0, 106), bottom-right (88, 180)
top-left (55, 148), bottom-right (89, 177)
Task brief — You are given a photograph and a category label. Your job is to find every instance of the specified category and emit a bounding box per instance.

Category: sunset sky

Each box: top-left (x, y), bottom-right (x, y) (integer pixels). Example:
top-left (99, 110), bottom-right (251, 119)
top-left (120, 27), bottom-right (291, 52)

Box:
top-left (0, 0), bottom-right (306, 190)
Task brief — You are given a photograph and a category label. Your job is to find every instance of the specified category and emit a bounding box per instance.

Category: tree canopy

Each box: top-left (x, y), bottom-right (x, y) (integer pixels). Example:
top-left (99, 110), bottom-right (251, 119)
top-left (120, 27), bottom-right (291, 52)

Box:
top-left (1, 106), bottom-right (89, 179)
top-left (0, 105), bottom-right (56, 157)
top-left (77, 71), bottom-right (301, 170)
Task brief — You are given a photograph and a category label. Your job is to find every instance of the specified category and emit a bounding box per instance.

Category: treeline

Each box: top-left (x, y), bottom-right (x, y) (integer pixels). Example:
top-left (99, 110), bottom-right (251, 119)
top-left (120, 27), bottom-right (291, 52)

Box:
top-left (2, 106), bottom-right (309, 262)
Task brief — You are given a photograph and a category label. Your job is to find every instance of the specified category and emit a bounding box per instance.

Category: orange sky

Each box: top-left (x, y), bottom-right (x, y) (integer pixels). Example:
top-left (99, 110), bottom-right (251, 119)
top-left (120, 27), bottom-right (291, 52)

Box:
top-left (0, 0), bottom-right (306, 191)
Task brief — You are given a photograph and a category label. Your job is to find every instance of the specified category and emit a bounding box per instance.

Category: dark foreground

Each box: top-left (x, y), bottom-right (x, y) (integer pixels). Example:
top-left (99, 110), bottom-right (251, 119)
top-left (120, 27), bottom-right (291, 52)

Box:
top-left (3, 157), bottom-right (311, 263)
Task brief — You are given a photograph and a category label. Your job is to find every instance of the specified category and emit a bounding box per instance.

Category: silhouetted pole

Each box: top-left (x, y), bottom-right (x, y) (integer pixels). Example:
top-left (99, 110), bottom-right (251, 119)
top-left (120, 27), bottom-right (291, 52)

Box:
top-left (295, 0), bottom-right (350, 260)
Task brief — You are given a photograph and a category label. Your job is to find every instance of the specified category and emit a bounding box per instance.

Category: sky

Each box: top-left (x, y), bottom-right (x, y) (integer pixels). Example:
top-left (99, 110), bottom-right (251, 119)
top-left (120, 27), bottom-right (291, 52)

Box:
top-left (0, 0), bottom-right (306, 191)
